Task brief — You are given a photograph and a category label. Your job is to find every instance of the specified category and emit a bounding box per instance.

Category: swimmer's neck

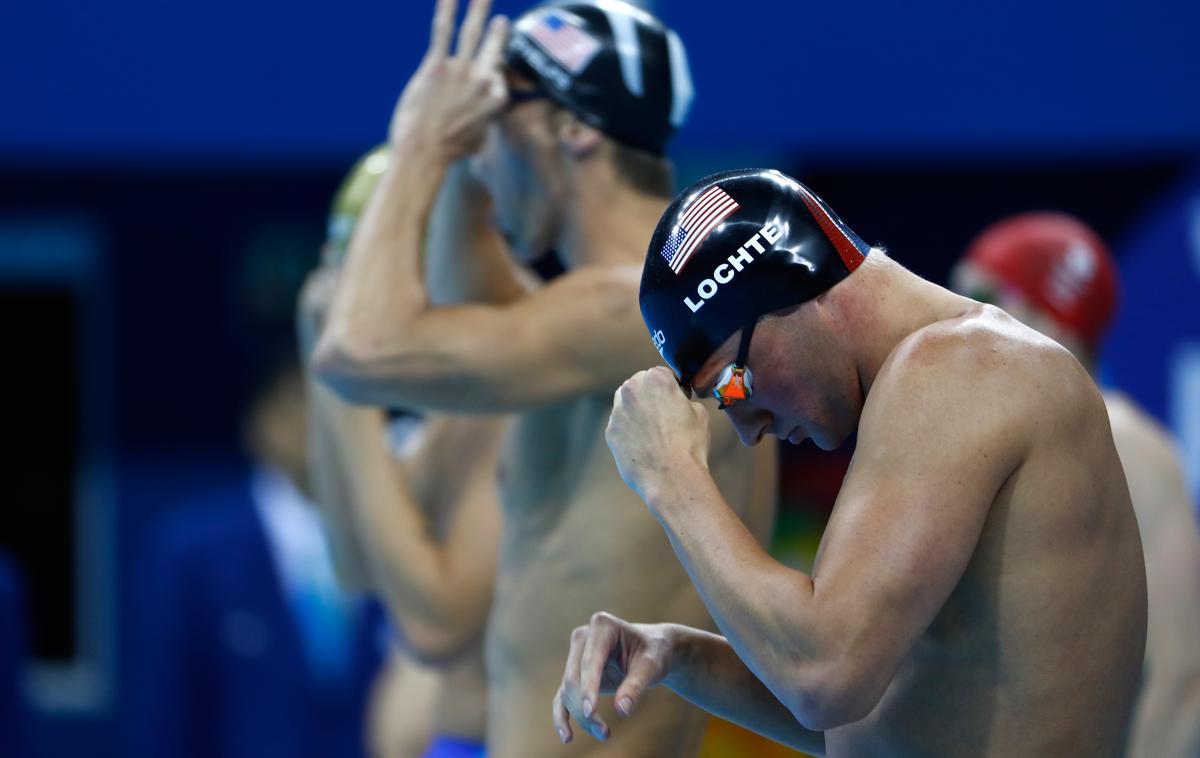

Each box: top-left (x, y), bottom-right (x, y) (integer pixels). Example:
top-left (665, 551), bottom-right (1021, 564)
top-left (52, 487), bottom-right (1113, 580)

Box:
top-left (555, 161), bottom-right (669, 269)
top-left (832, 252), bottom-right (979, 396)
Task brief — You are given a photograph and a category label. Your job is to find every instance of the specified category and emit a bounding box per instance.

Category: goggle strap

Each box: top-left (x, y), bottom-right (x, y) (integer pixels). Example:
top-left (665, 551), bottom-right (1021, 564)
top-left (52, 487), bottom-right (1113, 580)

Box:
top-left (735, 321), bottom-right (756, 368)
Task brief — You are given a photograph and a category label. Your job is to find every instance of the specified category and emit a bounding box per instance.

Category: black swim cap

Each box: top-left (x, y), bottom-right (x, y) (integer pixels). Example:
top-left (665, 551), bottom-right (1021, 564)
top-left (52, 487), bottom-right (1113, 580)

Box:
top-left (505, 0), bottom-right (693, 155)
top-left (640, 169), bottom-right (871, 387)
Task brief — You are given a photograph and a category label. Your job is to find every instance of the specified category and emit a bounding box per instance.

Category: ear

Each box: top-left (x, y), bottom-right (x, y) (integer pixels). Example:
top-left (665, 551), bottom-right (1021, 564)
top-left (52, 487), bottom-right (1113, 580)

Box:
top-left (557, 112), bottom-right (604, 159)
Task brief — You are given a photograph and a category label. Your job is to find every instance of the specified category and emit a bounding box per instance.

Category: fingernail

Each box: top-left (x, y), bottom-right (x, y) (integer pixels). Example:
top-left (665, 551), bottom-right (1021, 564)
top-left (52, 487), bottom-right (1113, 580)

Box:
top-left (618, 697), bottom-right (633, 715)
top-left (557, 728), bottom-right (569, 744)
top-left (582, 698), bottom-right (593, 717)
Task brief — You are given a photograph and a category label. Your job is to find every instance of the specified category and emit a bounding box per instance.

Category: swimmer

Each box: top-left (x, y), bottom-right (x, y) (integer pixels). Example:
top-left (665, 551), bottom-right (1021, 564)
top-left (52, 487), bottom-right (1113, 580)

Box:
top-left (953, 212), bottom-right (1200, 758)
top-left (312, 2), bottom-right (778, 755)
top-left (301, 146), bottom-right (502, 758)
top-left (556, 169), bottom-right (1147, 756)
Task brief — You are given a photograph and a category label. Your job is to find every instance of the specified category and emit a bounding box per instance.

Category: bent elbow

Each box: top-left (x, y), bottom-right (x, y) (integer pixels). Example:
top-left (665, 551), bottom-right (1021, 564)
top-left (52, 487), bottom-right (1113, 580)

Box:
top-left (312, 329), bottom-right (378, 404)
top-left (786, 662), bottom-right (885, 731)
top-left (402, 624), bottom-right (476, 668)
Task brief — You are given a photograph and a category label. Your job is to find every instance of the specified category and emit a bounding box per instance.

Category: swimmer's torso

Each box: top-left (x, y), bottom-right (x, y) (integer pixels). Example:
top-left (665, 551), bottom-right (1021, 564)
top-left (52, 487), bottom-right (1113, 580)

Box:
top-left (489, 393), bottom-right (777, 758)
top-left (827, 311), bottom-right (1146, 757)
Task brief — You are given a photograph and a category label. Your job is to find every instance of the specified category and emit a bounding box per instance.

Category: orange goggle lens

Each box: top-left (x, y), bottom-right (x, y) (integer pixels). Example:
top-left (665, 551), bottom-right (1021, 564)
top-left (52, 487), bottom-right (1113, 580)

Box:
top-left (714, 364), bottom-right (753, 408)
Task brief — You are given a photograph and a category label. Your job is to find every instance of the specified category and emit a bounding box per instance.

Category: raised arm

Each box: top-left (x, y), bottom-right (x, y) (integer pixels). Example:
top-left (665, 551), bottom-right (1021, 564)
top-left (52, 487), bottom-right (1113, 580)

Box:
top-left (307, 378), bottom-right (502, 663)
top-left (313, 0), bottom-right (657, 412)
top-left (559, 334), bottom-right (1023, 743)
top-left (300, 265), bottom-right (500, 663)
top-left (317, 260), bottom-right (656, 412)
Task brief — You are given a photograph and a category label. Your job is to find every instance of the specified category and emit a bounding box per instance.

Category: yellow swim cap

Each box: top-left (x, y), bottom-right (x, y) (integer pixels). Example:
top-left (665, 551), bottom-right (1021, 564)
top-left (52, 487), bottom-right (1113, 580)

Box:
top-left (325, 144), bottom-right (389, 264)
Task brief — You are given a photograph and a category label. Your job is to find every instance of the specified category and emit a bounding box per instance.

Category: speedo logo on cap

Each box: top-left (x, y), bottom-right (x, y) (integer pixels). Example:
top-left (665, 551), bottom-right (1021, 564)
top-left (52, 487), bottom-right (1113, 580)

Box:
top-left (660, 185), bottom-right (740, 275)
top-left (650, 328), bottom-right (667, 359)
top-left (683, 224), bottom-right (782, 313)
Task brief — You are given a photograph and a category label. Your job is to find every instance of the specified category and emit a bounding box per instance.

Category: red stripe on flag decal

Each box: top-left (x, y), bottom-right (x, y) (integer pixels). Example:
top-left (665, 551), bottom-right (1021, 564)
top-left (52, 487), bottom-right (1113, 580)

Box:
top-left (680, 186), bottom-right (727, 227)
top-left (795, 185), bottom-right (865, 272)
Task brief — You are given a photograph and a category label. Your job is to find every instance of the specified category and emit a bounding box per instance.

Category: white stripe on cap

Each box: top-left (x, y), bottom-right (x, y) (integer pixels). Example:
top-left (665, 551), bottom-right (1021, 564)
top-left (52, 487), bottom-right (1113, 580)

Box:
top-left (665, 29), bottom-right (693, 127)
top-left (598, 0), bottom-right (644, 97)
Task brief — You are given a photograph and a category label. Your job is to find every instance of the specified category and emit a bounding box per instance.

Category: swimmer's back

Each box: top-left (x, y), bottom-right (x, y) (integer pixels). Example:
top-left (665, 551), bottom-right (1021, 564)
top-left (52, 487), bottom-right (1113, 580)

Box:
top-left (830, 305), bottom-right (1146, 757)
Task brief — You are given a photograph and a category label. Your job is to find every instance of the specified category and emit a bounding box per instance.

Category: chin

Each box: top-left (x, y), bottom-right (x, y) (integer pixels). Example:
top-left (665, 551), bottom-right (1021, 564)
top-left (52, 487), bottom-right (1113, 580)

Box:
top-left (811, 424), bottom-right (850, 451)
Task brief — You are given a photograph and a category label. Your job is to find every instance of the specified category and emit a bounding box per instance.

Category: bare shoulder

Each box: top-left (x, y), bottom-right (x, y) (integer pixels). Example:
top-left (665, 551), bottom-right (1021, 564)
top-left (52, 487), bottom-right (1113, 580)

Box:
top-left (874, 305), bottom-right (1067, 412)
top-left (864, 305), bottom-right (1093, 462)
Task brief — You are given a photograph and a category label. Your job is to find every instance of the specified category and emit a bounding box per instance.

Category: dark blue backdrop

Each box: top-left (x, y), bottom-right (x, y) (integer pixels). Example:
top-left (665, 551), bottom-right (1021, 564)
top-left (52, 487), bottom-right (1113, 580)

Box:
top-left (3, 0), bottom-right (1198, 163)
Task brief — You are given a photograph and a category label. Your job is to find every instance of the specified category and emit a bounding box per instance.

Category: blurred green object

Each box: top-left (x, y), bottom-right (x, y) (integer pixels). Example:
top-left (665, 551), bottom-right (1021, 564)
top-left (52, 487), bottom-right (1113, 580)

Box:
top-left (325, 144), bottom-right (389, 264)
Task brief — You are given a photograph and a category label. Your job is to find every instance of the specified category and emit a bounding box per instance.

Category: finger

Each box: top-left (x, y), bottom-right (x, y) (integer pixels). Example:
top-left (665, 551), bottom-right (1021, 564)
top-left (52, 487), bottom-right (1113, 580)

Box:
top-left (428, 0), bottom-right (458, 58)
top-left (560, 626), bottom-right (587, 711)
top-left (551, 688), bottom-right (573, 744)
top-left (474, 14), bottom-right (508, 70)
top-left (454, 0), bottom-right (492, 59)
top-left (613, 648), bottom-right (666, 718)
top-left (579, 613), bottom-right (619, 709)
top-left (562, 626), bottom-right (610, 741)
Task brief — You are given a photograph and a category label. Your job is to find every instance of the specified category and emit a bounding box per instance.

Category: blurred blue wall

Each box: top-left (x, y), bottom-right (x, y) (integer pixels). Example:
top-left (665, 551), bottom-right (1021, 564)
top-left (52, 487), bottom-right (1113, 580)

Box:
top-left (3, 0), bottom-right (1198, 164)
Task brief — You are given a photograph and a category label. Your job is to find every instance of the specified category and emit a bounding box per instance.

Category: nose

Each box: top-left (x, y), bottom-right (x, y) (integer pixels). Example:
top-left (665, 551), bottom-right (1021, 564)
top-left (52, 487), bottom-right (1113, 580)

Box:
top-left (727, 404), bottom-right (770, 447)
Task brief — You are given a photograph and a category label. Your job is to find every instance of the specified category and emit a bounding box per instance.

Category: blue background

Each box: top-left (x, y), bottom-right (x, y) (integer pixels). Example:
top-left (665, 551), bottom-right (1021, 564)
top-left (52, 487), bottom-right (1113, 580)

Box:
top-left (3, 0), bottom-right (1199, 163)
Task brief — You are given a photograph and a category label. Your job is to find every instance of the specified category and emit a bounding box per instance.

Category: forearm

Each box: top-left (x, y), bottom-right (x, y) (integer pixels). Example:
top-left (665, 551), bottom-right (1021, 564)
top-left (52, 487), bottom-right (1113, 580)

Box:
top-left (305, 374), bottom-right (375, 591)
top-left (426, 161), bottom-right (529, 306)
top-left (666, 626), bottom-right (825, 755)
top-left (317, 132), bottom-right (446, 401)
top-left (309, 381), bottom-right (484, 656)
top-left (646, 463), bottom-right (831, 724)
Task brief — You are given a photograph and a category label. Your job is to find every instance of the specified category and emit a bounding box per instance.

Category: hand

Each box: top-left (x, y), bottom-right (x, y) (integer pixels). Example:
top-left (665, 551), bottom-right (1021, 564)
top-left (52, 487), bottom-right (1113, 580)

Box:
top-left (389, 0), bottom-right (509, 162)
top-left (551, 612), bottom-right (678, 744)
top-left (606, 367), bottom-right (711, 503)
top-left (297, 265), bottom-right (339, 364)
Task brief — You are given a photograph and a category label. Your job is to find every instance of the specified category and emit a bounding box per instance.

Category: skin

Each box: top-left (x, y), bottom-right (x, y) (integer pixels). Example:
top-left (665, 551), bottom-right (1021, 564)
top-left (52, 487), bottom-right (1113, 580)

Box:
top-left (952, 261), bottom-right (1200, 757)
top-left (366, 648), bottom-right (443, 758)
top-left (557, 252), bottom-right (1147, 757)
top-left (312, 1), bottom-right (779, 755)
top-left (299, 168), bottom-right (510, 748)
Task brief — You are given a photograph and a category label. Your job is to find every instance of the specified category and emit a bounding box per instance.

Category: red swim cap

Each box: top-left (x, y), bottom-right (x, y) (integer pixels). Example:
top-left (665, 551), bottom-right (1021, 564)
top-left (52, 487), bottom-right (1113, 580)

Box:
top-left (963, 212), bottom-right (1120, 347)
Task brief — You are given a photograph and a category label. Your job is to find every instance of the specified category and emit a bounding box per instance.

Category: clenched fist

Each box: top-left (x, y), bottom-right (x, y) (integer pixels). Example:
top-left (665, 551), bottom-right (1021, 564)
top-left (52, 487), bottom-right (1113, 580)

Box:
top-left (605, 366), bottom-right (711, 505)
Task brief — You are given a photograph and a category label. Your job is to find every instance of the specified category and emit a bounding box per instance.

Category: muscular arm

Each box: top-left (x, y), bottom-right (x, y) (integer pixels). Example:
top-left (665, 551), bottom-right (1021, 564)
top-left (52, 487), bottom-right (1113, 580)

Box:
top-left (307, 378), bottom-right (500, 663)
top-left (314, 128), bottom-right (657, 413)
top-left (638, 333), bottom-right (1021, 732)
top-left (317, 201), bottom-right (655, 413)
top-left (666, 626), bottom-right (826, 754)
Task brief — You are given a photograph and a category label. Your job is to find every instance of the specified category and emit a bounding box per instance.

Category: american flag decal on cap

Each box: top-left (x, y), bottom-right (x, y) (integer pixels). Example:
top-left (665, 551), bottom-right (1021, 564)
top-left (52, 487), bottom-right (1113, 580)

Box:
top-left (528, 12), bottom-right (602, 74)
top-left (661, 185), bottom-right (740, 275)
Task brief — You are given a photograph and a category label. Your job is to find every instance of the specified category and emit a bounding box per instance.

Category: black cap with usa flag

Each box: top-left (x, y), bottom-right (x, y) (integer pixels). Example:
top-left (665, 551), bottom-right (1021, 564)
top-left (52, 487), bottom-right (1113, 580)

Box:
top-left (639, 168), bottom-right (872, 388)
top-left (505, 0), bottom-right (693, 155)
